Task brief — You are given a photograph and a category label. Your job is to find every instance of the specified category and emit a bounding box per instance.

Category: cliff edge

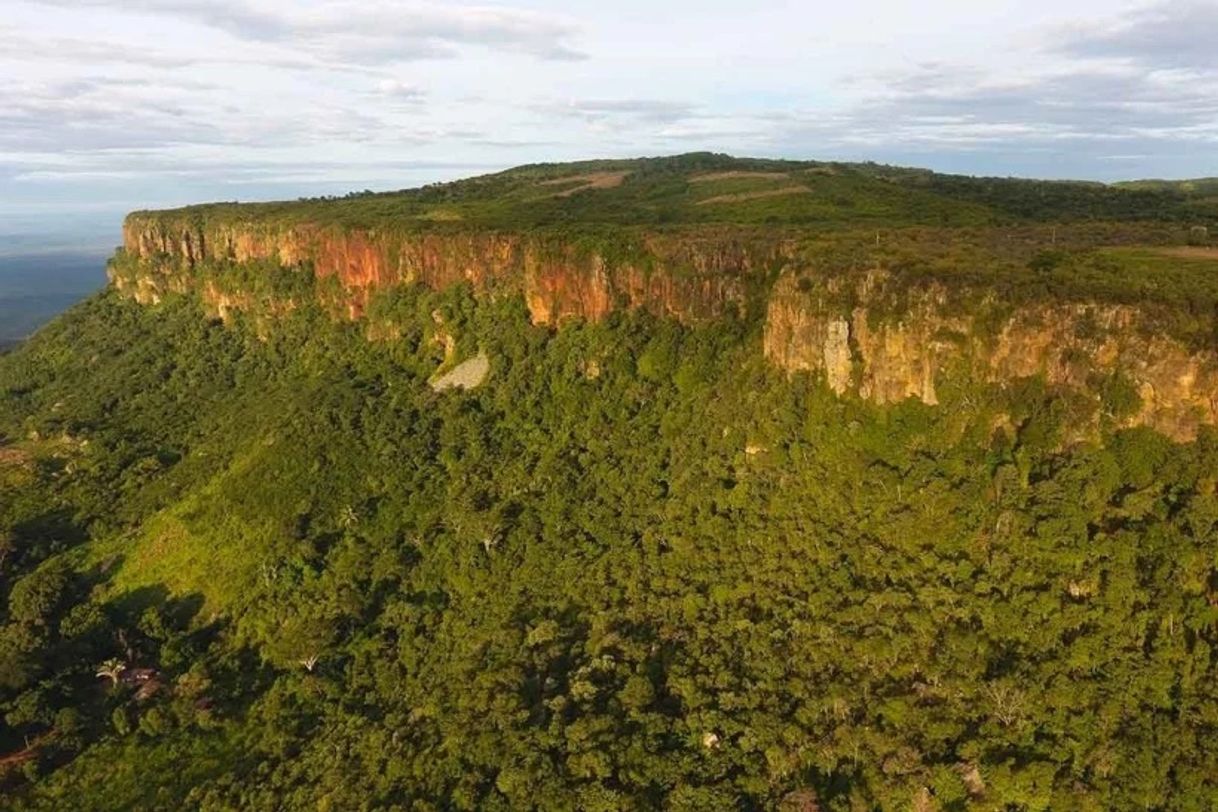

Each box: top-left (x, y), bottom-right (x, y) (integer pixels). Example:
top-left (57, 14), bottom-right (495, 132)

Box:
top-left (111, 154), bottom-right (1218, 440)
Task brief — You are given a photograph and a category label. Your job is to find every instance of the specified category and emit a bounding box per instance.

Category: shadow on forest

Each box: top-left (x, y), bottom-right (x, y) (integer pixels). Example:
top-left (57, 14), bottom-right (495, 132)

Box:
top-left (8, 507), bottom-right (89, 568)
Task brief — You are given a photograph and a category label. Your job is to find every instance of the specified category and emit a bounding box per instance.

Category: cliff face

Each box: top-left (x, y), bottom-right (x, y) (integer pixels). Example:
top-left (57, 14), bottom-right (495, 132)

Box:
top-left (118, 216), bottom-right (1218, 441)
top-left (765, 271), bottom-right (1218, 439)
top-left (121, 216), bottom-right (789, 324)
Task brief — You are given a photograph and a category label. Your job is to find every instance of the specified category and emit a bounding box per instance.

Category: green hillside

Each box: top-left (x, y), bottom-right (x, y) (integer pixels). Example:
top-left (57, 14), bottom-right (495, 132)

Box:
top-left (1116, 178), bottom-right (1218, 195)
top-left (135, 152), bottom-right (1218, 232)
top-left (4, 156), bottom-right (1218, 810)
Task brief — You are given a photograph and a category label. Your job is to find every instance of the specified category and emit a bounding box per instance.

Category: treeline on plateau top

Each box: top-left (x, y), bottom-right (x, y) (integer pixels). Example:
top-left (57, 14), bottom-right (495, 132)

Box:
top-left (127, 153), bottom-right (1218, 233)
top-left (2, 259), bottom-right (1218, 811)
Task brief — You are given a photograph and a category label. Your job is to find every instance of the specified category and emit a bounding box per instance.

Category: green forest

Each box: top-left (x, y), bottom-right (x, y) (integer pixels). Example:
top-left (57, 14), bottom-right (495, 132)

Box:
top-left (130, 152), bottom-right (1218, 232)
top-left (4, 155), bottom-right (1218, 810)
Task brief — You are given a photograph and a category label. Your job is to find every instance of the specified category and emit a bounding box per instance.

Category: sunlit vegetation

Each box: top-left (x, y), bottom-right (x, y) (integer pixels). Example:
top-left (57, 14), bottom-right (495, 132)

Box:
top-left (4, 154), bottom-right (1218, 809)
top-left (131, 152), bottom-right (1218, 232)
top-left (0, 266), bottom-right (1216, 809)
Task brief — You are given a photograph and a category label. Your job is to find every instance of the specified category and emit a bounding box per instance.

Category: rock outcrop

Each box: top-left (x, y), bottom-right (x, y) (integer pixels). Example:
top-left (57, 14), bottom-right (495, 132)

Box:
top-left (120, 216), bottom-right (790, 325)
top-left (765, 271), bottom-right (1218, 439)
top-left (117, 214), bottom-right (1218, 441)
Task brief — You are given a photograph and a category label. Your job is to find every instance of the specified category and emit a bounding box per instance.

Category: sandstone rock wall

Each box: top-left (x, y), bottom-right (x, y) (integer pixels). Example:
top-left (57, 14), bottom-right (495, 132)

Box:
top-left (120, 214), bottom-right (1218, 440)
top-left (121, 216), bottom-right (789, 325)
top-left (764, 271), bottom-right (1218, 439)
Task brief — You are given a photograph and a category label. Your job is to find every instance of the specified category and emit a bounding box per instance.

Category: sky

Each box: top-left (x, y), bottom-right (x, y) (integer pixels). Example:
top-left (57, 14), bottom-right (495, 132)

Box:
top-left (3, 0), bottom-right (1217, 242)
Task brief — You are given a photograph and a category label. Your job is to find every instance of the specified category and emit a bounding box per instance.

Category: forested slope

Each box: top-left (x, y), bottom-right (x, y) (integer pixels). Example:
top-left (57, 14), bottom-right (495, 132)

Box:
top-left (2, 155), bottom-right (1218, 810)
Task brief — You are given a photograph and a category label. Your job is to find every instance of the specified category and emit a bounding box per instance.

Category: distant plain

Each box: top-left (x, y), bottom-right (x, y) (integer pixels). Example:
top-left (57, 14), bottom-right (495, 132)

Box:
top-left (0, 252), bottom-right (109, 348)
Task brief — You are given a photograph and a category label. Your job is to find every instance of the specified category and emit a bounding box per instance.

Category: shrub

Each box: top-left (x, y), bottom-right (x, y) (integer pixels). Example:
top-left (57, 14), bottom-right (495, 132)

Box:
top-left (1028, 249), bottom-right (1067, 273)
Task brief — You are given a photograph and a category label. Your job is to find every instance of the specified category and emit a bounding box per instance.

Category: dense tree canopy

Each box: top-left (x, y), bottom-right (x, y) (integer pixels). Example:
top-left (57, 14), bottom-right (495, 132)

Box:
top-left (2, 244), bottom-right (1218, 809)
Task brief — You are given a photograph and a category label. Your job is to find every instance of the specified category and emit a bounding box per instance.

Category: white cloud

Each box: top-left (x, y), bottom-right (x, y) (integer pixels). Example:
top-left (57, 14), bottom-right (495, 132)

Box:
top-left (27, 0), bottom-right (587, 62)
top-left (377, 79), bottom-right (426, 101)
top-left (3, 0), bottom-right (1218, 224)
top-left (1058, 0), bottom-right (1218, 68)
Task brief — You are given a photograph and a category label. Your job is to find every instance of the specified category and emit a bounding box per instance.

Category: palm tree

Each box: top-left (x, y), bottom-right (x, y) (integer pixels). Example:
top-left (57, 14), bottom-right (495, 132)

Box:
top-left (96, 658), bottom-right (126, 687)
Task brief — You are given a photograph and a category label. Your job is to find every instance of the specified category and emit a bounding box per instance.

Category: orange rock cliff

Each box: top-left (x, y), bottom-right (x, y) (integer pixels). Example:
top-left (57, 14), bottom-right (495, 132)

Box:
top-left (120, 216), bottom-right (787, 324)
top-left (116, 215), bottom-right (1218, 440)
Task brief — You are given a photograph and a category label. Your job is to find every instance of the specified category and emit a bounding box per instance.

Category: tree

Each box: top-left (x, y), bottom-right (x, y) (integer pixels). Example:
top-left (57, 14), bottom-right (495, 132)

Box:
top-left (0, 625), bottom-right (37, 691)
top-left (7, 561), bottom-right (72, 631)
top-left (0, 526), bottom-right (14, 574)
top-left (265, 613), bottom-right (337, 672)
top-left (96, 658), bottom-right (127, 688)
top-left (1027, 249), bottom-right (1066, 274)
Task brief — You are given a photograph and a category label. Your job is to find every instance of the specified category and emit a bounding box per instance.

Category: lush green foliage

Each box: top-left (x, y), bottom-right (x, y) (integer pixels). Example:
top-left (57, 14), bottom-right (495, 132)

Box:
top-left (7, 154), bottom-right (1218, 808)
top-left (3, 263), bottom-right (1218, 810)
top-left (131, 153), bottom-right (1218, 234)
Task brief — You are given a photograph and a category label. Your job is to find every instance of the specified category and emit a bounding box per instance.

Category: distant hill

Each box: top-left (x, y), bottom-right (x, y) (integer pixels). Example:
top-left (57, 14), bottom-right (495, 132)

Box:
top-left (133, 152), bottom-right (1218, 232)
top-left (1116, 177), bottom-right (1218, 195)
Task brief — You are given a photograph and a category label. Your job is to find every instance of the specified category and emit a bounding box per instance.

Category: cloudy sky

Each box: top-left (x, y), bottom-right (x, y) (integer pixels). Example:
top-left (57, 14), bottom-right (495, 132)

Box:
top-left (3, 0), bottom-right (1217, 238)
